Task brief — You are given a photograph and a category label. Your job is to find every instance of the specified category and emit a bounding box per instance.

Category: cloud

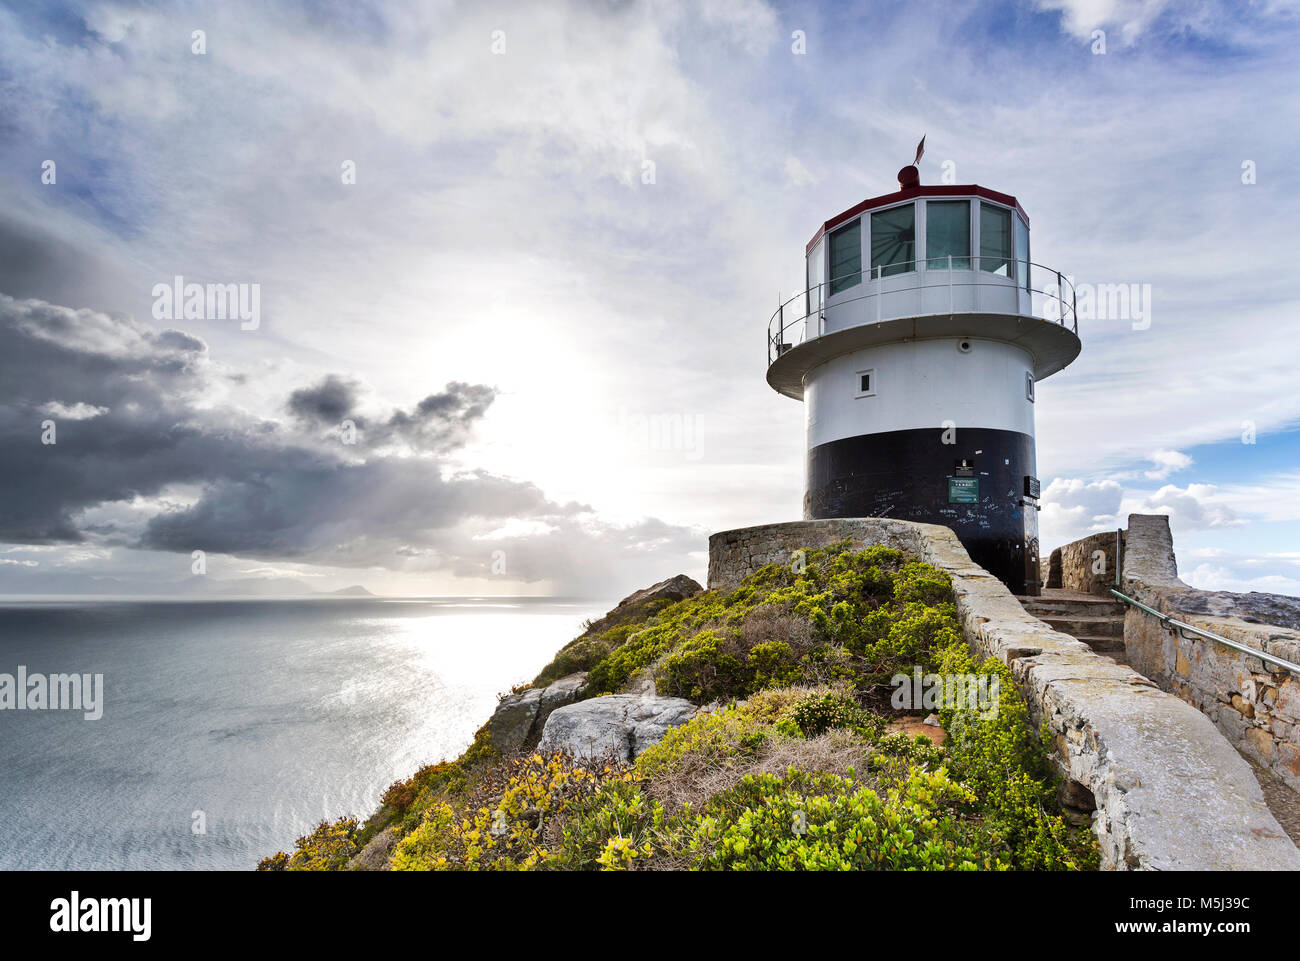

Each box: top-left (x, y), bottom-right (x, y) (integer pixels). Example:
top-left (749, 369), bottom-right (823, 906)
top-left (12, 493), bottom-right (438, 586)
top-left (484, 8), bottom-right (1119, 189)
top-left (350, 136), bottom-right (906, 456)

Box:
top-left (380, 383), bottom-right (497, 452)
top-left (40, 401), bottom-right (109, 421)
top-left (784, 156), bottom-right (818, 187)
top-left (1182, 546), bottom-right (1300, 596)
top-left (3, 0), bottom-right (1300, 596)
top-left (1039, 477), bottom-right (1124, 545)
top-left (0, 294), bottom-right (696, 594)
top-left (287, 375), bottom-right (493, 452)
top-left (1133, 483), bottom-right (1244, 531)
top-left (287, 375), bottom-right (359, 425)
top-left (1033, 0), bottom-right (1175, 44)
top-left (1041, 471), bottom-right (1245, 552)
top-left (1030, 0), bottom-right (1283, 46)
top-left (1143, 448), bottom-right (1192, 481)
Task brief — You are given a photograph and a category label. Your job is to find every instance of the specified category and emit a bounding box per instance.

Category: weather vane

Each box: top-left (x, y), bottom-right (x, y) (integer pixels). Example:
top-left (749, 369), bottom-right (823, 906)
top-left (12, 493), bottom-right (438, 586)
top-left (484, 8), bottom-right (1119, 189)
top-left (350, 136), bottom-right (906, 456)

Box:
top-left (898, 134), bottom-right (925, 188)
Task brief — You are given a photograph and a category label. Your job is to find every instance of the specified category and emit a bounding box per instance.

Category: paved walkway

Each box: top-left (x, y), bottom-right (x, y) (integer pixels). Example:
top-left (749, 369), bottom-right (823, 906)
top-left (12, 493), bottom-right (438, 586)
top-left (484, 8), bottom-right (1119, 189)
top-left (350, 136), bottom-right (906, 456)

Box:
top-left (1244, 755), bottom-right (1300, 848)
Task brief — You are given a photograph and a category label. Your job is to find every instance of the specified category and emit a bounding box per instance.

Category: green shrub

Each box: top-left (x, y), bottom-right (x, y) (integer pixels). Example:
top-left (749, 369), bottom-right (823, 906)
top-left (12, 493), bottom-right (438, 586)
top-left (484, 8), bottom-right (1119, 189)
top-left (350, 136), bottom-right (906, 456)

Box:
top-left (782, 691), bottom-right (883, 739)
top-left (533, 623), bottom-right (641, 687)
top-left (657, 629), bottom-right (748, 701)
top-left (389, 752), bottom-right (621, 871)
top-left (937, 656), bottom-right (1098, 871)
top-left (694, 767), bottom-right (999, 871)
top-left (257, 816), bottom-right (359, 871)
top-left (549, 778), bottom-right (669, 870)
top-left (634, 688), bottom-right (806, 778)
top-left (265, 542), bottom-right (1102, 873)
top-left (539, 541), bottom-right (964, 705)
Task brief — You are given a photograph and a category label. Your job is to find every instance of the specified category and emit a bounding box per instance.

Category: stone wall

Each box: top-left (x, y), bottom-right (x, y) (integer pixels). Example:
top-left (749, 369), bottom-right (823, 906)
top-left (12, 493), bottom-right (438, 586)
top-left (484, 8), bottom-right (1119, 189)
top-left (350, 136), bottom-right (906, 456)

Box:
top-left (1045, 547), bottom-right (1063, 589)
top-left (707, 518), bottom-right (1300, 869)
top-left (1114, 513), bottom-right (1300, 793)
top-left (1053, 530), bottom-right (1124, 596)
top-left (709, 519), bottom-right (926, 590)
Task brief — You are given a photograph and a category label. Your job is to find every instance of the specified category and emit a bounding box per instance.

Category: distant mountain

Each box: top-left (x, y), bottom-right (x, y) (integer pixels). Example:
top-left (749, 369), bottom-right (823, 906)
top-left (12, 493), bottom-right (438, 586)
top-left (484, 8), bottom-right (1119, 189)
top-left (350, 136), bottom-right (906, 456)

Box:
top-left (206, 577), bottom-right (320, 597)
top-left (0, 568), bottom-right (377, 598)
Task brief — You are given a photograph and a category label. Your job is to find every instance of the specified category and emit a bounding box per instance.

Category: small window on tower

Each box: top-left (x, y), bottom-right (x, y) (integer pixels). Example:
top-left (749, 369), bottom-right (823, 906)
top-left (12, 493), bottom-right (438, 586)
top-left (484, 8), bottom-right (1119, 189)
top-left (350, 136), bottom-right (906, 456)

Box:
top-left (855, 368), bottom-right (875, 398)
top-left (1026, 371), bottom-right (1035, 402)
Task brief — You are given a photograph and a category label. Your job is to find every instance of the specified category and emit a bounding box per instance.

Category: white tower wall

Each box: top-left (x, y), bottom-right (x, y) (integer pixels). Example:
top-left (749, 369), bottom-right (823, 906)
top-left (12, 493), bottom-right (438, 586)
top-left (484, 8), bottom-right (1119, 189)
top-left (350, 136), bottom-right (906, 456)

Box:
top-left (804, 338), bottom-right (1037, 449)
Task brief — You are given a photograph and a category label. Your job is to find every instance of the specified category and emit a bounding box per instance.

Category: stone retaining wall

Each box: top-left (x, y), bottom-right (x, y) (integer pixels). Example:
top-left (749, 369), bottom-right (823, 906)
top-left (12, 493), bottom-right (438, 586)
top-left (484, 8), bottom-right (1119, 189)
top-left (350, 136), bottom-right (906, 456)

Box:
top-left (708, 518), bottom-right (1300, 869)
top-left (1051, 530), bottom-right (1124, 596)
top-left (1094, 513), bottom-right (1300, 793)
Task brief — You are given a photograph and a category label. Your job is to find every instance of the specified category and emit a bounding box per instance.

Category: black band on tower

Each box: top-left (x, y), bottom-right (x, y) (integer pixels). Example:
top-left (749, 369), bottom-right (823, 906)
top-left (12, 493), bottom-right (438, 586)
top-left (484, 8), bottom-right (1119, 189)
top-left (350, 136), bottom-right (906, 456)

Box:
top-left (805, 427), bottom-right (1039, 594)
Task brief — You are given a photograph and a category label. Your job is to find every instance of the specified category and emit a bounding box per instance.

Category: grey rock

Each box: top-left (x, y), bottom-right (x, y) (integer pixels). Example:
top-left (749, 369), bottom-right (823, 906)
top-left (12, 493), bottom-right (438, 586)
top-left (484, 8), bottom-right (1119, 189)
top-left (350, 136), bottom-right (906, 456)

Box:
top-left (1173, 589), bottom-right (1300, 634)
top-left (484, 672), bottom-right (587, 753)
top-left (615, 574), bottom-right (703, 610)
top-left (540, 673), bottom-right (587, 714)
top-left (537, 694), bottom-right (700, 763)
top-left (576, 574), bottom-right (703, 639)
top-left (484, 687), bottom-right (543, 753)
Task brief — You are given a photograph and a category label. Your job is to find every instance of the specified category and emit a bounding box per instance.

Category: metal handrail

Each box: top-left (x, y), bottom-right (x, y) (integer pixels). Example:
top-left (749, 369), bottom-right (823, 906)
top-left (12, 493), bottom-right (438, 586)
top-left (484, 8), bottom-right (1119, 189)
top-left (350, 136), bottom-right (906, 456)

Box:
top-left (768, 255), bottom-right (1078, 366)
top-left (1110, 587), bottom-right (1300, 678)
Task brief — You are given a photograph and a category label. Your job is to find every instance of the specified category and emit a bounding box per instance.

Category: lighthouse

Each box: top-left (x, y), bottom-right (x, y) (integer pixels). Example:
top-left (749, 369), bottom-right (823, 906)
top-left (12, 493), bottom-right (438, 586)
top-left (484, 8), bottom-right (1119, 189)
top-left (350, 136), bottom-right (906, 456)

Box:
top-left (766, 159), bottom-right (1081, 595)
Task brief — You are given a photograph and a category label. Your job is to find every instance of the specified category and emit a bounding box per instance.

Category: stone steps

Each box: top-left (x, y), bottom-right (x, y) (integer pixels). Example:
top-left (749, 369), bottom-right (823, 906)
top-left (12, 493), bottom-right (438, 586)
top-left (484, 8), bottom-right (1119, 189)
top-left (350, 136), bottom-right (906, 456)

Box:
top-left (1074, 635), bottom-right (1127, 655)
top-left (1017, 597), bottom-right (1126, 618)
top-left (1016, 589), bottom-right (1128, 662)
top-left (1034, 614), bottom-right (1125, 637)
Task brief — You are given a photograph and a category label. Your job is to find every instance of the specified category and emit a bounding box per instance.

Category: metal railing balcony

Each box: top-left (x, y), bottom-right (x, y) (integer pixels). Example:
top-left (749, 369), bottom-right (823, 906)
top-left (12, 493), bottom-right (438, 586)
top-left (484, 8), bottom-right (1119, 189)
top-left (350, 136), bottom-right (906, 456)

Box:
top-left (767, 255), bottom-right (1078, 366)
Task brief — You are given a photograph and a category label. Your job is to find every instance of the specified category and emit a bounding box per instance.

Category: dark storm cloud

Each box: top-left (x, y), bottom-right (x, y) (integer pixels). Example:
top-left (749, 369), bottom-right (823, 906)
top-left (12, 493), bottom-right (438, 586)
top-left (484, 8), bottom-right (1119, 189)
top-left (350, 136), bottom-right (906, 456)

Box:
top-left (288, 375), bottom-right (497, 452)
top-left (380, 382), bottom-right (497, 450)
top-left (0, 295), bottom-right (212, 542)
top-left (0, 294), bottom-right (696, 585)
top-left (0, 212), bottom-right (138, 315)
top-left (288, 374), bottom-right (359, 425)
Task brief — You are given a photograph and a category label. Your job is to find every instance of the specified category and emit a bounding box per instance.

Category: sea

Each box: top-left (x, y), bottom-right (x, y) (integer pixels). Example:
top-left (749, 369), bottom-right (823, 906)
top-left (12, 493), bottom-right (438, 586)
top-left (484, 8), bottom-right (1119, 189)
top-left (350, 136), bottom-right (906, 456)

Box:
top-left (0, 596), bottom-right (600, 870)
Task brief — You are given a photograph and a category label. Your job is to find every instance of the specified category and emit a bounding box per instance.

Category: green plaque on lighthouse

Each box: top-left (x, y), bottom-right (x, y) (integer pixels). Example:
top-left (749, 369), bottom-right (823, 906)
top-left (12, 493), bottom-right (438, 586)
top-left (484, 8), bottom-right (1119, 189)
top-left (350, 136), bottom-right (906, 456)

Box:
top-left (948, 477), bottom-right (978, 503)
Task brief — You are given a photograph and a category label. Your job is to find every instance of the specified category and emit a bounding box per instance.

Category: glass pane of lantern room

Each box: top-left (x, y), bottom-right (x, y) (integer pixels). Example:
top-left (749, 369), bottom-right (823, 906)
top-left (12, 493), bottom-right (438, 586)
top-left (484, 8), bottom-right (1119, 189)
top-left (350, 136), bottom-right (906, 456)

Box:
top-left (979, 203), bottom-right (1012, 276)
top-left (829, 222), bottom-right (861, 295)
top-left (925, 200), bottom-right (970, 269)
top-left (871, 204), bottom-right (915, 277)
top-left (806, 238), bottom-right (825, 316)
top-left (1015, 215), bottom-right (1030, 290)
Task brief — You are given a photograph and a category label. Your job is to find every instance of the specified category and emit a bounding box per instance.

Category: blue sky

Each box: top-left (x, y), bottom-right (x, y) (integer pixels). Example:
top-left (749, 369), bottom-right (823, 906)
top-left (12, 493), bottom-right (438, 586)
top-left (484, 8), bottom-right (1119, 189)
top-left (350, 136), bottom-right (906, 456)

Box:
top-left (0, 0), bottom-right (1298, 598)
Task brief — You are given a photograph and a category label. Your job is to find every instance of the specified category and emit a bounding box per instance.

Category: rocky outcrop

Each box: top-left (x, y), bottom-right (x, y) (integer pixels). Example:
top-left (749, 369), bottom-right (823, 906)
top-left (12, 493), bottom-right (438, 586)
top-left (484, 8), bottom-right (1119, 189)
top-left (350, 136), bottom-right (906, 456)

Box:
top-left (488, 576), bottom-right (707, 754)
top-left (484, 673), bottom-right (588, 754)
top-left (617, 574), bottom-right (703, 609)
top-left (1173, 588), bottom-right (1300, 632)
top-left (537, 694), bottom-right (701, 763)
top-left (579, 574), bottom-right (703, 637)
top-left (532, 574), bottom-right (705, 688)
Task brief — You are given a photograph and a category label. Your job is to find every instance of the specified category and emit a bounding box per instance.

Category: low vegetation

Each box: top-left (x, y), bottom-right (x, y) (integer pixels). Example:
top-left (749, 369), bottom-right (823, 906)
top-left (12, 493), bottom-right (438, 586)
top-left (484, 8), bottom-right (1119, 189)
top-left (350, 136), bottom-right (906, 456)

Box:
top-left (258, 543), bottom-right (1099, 872)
